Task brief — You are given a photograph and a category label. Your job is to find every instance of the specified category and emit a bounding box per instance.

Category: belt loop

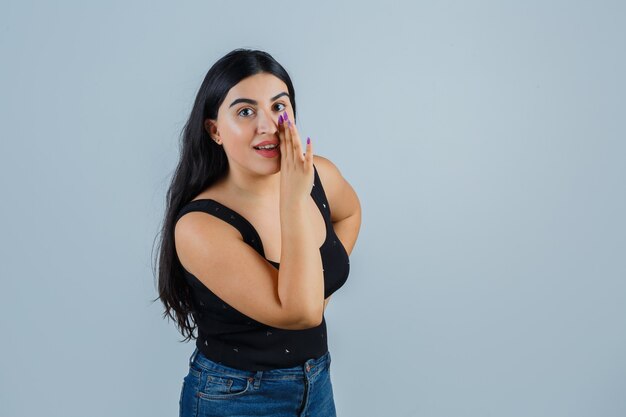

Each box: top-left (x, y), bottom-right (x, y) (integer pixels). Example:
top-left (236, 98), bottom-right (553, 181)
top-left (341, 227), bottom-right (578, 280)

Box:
top-left (252, 370), bottom-right (263, 389)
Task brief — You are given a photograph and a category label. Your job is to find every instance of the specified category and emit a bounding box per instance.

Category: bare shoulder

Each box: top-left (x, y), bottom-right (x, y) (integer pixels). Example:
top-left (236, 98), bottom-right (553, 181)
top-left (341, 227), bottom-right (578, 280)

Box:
top-left (313, 155), bottom-right (361, 223)
top-left (174, 210), bottom-right (242, 253)
top-left (174, 199), bottom-right (247, 270)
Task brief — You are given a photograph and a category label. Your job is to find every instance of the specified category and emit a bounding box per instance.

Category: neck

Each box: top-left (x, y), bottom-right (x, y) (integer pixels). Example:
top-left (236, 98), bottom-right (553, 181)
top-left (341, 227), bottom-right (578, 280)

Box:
top-left (219, 165), bottom-right (281, 204)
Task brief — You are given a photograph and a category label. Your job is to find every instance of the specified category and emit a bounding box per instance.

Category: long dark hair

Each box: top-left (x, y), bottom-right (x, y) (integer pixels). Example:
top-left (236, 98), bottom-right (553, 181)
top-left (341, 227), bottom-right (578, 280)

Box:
top-left (151, 48), bottom-right (297, 342)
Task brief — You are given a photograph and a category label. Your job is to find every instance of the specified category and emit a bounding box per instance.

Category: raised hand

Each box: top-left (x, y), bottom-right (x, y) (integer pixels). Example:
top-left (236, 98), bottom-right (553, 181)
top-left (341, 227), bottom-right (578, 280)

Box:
top-left (277, 110), bottom-right (314, 204)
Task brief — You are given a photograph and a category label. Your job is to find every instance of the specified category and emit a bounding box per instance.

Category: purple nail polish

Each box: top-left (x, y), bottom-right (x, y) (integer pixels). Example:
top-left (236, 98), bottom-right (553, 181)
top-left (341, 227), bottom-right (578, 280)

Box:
top-left (278, 114), bottom-right (283, 124)
top-left (283, 111), bottom-right (288, 120)
top-left (307, 137), bottom-right (310, 145)
top-left (288, 120), bottom-right (291, 127)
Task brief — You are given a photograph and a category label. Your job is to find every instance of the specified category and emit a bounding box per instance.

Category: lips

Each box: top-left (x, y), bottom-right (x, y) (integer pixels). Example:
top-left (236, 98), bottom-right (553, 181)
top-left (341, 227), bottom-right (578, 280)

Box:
top-left (254, 146), bottom-right (280, 158)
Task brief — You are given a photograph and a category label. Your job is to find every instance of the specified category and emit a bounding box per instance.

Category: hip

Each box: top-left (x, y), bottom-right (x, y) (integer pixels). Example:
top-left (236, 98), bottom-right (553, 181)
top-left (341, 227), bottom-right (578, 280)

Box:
top-left (179, 347), bottom-right (337, 417)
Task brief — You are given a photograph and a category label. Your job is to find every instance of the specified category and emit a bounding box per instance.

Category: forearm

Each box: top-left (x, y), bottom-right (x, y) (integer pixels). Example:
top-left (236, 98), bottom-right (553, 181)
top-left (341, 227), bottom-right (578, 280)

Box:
top-left (278, 199), bottom-right (325, 325)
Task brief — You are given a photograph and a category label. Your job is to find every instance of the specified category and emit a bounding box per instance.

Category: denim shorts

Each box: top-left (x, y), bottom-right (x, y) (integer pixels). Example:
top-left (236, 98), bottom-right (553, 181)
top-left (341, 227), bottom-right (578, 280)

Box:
top-left (179, 347), bottom-right (337, 417)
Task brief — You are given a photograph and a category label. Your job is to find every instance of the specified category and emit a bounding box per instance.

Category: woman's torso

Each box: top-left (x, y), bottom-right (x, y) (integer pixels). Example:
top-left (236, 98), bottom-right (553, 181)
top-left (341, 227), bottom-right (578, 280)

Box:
top-left (175, 163), bottom-right (350, 370)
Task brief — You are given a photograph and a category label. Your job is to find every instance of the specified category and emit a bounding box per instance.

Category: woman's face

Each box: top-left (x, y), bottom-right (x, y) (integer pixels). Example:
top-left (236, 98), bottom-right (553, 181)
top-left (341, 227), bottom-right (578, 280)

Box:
top-left (206, 72), bottom-right (293, 173)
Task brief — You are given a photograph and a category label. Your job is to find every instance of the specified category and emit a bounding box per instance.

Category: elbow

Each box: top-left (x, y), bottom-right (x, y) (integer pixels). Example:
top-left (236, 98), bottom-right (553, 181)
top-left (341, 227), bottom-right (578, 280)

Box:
top-left (301, 308), bottom-right (324, 329)
top-left (281, 300), bottom-right (323, 330)
top-left (279, 311), bottom-right (323, 330)
top-left (288, 308), bottom-right (323, 330)
top-left (280, 297), bottom-right (321, 327)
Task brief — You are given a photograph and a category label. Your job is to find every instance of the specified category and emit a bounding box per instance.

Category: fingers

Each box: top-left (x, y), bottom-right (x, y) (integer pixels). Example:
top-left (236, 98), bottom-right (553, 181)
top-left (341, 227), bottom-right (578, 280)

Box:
top-left (280, 112), bottom-right (293, 163)
top-left (286, 116), bottom-right (305, 163)
top-left (305, 136), bottom-right (312, 166)
top-left (278, 113), bottom-right (288, 163)
top-left (282, 111), bottom-right (306, 164)
top-left (278, 111), bottom-right (311, 167)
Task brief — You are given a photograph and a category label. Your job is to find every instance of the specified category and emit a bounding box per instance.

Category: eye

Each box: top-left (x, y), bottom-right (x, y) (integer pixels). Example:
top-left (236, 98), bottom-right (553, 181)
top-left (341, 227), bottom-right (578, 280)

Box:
top-left (238, 107), bottom-right (254, 117)
top-left (237, 102), bottom-right (287, 118)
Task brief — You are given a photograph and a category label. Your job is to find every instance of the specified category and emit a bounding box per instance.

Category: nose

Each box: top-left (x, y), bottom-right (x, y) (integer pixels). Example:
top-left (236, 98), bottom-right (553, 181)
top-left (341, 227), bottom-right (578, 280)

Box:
top-left (256, 108), bottom-right (279, 135)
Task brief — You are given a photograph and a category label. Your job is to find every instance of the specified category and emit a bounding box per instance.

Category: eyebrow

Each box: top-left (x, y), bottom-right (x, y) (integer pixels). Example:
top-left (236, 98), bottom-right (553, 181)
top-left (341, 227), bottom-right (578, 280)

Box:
top-left (229, 92), bottom-right (290, 108)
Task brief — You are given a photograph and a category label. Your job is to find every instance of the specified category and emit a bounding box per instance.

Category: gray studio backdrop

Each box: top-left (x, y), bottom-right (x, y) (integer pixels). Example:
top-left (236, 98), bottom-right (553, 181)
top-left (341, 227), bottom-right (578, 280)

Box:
top-left (1, 1), bottom-right (624, 416)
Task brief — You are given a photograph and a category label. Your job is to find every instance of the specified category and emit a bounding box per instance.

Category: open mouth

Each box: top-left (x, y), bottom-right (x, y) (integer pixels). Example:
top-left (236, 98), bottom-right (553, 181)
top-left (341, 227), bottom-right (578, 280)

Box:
top-left (253, 145), bottom-right (279, 150)
top-left (253, 145), bottom-right (280, 157)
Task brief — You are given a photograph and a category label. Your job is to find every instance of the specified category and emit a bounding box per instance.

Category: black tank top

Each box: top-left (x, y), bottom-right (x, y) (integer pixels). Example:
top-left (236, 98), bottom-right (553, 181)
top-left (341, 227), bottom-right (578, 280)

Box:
top-left (175, 164), bottom-right (350, 371)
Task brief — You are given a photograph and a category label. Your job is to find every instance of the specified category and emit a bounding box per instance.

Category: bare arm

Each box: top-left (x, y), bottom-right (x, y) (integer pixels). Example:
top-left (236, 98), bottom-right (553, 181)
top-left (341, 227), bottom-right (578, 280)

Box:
top-left (332, 212), bottom-right (361, 256)
top-left (277, 198), bottom-right (325, 327)
top-left (312, 154), bottom-right (362, 256)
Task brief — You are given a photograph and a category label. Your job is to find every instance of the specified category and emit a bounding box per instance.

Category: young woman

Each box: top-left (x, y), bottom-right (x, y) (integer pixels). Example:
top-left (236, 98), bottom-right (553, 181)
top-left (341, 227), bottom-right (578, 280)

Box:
top-left (154, 48), bottom-right (361, 417)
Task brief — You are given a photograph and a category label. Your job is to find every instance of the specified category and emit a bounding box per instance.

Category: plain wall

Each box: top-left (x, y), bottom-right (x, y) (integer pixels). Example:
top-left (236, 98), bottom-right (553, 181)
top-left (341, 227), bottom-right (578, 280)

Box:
top-left (1, 1), bottom-right (624, 416)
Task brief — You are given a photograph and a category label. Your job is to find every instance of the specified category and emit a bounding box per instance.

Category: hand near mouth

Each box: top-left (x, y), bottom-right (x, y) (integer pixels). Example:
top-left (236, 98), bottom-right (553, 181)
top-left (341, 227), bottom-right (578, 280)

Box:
top-left (277, 110), bottom-right (314, 205)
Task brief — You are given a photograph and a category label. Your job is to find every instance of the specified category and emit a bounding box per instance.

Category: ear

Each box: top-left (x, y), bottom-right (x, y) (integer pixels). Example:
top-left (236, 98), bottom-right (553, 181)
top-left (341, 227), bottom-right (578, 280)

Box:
top-left (204, 119), bottom-right (219, 141)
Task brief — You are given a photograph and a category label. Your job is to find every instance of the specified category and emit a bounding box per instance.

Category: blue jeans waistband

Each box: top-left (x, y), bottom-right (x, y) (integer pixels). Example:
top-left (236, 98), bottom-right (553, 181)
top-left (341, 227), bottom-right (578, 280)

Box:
top-left (188, 347), bottom-right (331, 381)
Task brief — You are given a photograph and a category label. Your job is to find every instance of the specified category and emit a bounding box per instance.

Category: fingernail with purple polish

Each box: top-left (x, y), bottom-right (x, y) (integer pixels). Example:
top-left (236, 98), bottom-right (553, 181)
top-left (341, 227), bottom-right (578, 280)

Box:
top-left (283, 111), bottom-right (288, 121)
top-left (278, 114), bottom-right (283, 124)
top-left (307, 137), bottom-right (310, 145)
